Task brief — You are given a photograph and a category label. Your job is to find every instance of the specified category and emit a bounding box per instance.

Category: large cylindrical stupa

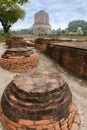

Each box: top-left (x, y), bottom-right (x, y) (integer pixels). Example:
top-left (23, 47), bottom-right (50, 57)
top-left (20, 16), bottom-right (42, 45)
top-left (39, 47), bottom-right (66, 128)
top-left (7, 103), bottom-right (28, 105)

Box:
top-left (32, 10), bottom-right (51, 34)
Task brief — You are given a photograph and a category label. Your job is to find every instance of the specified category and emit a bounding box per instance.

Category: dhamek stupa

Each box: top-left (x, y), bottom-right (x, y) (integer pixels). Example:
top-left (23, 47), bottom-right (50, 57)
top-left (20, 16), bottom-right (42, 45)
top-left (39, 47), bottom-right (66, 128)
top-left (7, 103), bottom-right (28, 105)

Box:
top-left (32, 10), bottom-right (51, 34)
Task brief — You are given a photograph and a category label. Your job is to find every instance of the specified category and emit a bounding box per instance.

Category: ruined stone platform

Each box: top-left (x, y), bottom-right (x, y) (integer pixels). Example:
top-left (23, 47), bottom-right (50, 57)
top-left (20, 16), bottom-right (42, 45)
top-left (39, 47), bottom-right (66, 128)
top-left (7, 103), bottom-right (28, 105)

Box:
top-left (0, 37), bottom-right (38, 72)
top-left (35, 38), bottom-right (87, 79)
top-left (6, 36), bottom-right (27, 48)
top-left (0, 70), bottom-right (80, 130)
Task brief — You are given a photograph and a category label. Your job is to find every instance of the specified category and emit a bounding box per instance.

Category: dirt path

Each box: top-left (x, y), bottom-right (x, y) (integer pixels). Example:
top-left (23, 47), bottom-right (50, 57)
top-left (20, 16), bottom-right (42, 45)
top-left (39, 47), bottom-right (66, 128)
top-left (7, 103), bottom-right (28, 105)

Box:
top-left (0, 44), bottom-right (87, 130)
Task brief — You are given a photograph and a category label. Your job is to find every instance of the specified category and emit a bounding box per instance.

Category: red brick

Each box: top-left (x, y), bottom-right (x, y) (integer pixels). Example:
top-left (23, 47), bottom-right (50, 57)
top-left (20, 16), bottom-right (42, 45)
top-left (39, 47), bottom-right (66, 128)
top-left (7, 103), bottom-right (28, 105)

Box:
top-left (59, 118), bottom-right (65, 124)
top-left (36, 126), bottom-right (42, 130)
top-left (60, 118), bottom-right (68, 125)
top-left (0, 105), bottom-right (2, 113)
top-left (7, 123), bottom-right (16, 130)
top-left (10, 95), bottom-right (18, 103)
top-left (71, 123), bottom-right (79, 130)
top-left (2, 114), bottom-right (21, 128)
top-left (74, 114), bottom-right (81, 125)
top-left (19, 119), bottom-right (34, 126)
top-left (54, 122), bottom-right (60, 130)
top-left (16, 128), bottom-right (26, 130)
top-left (35, 120), bottom-right (50, 125)
top-left (68, 117), bottom-right (73, 126)
top-left (70, 102), bottom-right (78, 112)
top-left (61, 123), bottom-right (68, 130)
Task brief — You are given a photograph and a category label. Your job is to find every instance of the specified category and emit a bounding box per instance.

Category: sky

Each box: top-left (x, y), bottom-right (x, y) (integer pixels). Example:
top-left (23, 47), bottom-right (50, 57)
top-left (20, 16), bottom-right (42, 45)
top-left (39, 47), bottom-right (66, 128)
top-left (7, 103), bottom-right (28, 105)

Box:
top-left (1, 0), bottom-right (87, 30)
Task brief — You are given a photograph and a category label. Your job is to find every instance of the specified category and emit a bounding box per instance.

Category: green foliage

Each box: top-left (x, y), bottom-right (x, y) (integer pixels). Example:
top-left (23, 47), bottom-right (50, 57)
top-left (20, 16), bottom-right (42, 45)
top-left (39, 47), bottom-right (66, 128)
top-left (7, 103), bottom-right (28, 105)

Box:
top-left (12, 0), bottom-right (29, 5)
top-left (12, 28), bottom-right (33, 35)
top-left (37, 32), bottom-right (48, 37)
top-left (83, 30), bottom-right (87, 36)
top-left (0, 33), bottom-right (6, 42)
top-left (0, 0), bottom-right (29, 33)
top-left (51, 28), bottom-right (67, 37)
top-left (0, 32), bottom-right (14, 42)
top-left (62, 35), bottom-right (87, 39)
top-left (68, 20), bottom-right (87, 32)
top-left (0, 1), bottom-right (25, 23)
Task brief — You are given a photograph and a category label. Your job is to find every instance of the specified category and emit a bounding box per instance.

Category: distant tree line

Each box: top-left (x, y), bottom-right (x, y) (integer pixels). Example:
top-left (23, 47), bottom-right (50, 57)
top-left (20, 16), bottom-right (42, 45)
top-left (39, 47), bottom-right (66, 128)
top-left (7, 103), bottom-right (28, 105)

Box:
top-left (68, 20), bottom-right (87, 32)
top-left (12, 28), bottom-right (33, 35)
top-left (11, 19), bottom-right (87, 36)
top-left (50, 20), bottom-right (87, 37)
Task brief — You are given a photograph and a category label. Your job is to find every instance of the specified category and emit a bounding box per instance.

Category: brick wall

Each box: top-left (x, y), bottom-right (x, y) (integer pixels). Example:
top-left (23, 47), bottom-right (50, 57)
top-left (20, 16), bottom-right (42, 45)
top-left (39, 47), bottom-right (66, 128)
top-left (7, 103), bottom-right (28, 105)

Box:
top-left (0, 53), bottom-right (38, 72)
top-left (45, 44), bottom-right (87, 79)
top-left (0, 70), bottom-right (80, 130)
top-left (0, 101), bottom-right (80, 130)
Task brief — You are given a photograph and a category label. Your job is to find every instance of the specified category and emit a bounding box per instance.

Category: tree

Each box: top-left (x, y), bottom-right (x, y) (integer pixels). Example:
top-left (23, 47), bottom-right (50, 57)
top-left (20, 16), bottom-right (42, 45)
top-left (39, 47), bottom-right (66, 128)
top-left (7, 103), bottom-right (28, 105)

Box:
top-left (12, 0), bottom-right (29, 5)
top-left (0, 0), bottom-right (29, 33)
top-left (68, 20), bottom-right (87, 32)
top-left (12, 28), bottom-right (33, 35)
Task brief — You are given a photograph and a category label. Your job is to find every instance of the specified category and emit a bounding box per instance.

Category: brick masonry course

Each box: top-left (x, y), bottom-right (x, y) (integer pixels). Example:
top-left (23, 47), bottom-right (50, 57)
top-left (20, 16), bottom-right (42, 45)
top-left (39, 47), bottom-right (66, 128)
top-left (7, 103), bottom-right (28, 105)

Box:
top-left (35, 38), bottom-right (87, 79)
top-left (0, 37), bottom-right (38, 72)
top-left (0, 70), bottom-right (80, 130)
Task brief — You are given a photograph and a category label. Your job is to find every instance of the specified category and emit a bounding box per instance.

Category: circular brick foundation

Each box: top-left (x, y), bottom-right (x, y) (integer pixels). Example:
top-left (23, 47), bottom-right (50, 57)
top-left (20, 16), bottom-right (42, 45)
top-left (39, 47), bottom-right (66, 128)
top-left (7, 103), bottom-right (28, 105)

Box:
top-left (0, 70), bottom-right (80, 130)
top-left (0, 48), bottom-right (38, 72)
top-left (6, 36), bottom-right (27, 48)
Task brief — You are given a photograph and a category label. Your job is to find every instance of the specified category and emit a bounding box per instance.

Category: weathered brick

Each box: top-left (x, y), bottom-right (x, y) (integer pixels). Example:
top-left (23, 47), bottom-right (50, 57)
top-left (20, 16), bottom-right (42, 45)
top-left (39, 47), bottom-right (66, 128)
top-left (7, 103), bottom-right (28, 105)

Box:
top-left (61, 123), bottom-right (68, 130)
top-left (19, 119), bottom-right (34, 126)
top-left (71, 123), bottom-right (79, 130)
top-left (36, 126), bottom-right (42, 130)
top-left (35, 120), bottom-right (50, 125)
top-left (2, 114), bottom-right (21, 128)
top-left (54, 122), bottom-right (60, 130)
top-left (59, 118), bottom-right (65, 124)
top-left (0, 68), bottom-right (80, 130)
top-left (74, 114), bottom-right (81, 125)
top-left (70, 102), bottom-right (78, 112)
top-left (7, 123), bottom-right (16, 130)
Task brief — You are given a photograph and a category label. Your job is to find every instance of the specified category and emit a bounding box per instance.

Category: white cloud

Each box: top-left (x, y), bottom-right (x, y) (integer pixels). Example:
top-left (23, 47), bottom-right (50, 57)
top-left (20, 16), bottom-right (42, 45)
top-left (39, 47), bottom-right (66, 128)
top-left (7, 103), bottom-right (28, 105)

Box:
top-left (0, 0), bottom-right (87, 30)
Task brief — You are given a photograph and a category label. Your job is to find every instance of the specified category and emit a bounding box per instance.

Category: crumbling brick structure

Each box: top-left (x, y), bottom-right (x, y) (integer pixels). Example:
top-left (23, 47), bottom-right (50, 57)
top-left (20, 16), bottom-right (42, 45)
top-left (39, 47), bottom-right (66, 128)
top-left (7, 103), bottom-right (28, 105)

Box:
top-left (35, 38), bottom-right (49, 52)
top-left (0, 37), bottom-right (38, 72)
top-left (35, 38), bottom-right (73, 52)
top-left (35, 38), bottom-right (87, 79)
top-left (0, 70), bottom-right (80, 130)
top-left (6, 36), bottom-right (27, 48)
top-left (45, 43), bottom-right (87, 79)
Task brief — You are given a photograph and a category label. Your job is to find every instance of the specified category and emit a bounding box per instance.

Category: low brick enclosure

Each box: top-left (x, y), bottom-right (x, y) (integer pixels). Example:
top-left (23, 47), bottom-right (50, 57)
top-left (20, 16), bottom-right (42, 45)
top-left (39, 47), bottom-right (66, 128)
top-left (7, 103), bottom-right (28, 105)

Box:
top-left (35, 38), bottom-right (87, 79)
top-left (35, 37), bottom-right (87, 53)
top-left (45, 43), bottom-right (87, 79)
top-left (0, 70), bottom-right (80, 130)
top-left (0, 48), bottom-right (38, 72)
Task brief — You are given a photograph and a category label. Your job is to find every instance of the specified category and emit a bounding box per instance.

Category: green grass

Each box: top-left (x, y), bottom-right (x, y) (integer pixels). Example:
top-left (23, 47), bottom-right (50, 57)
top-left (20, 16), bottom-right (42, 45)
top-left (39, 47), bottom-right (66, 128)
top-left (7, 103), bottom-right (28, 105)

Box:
top-left (61, 35), bottom-right (87, 39)
top-left (0, 32), bottom-right (14, 43)
top-left (0, 33), bottom-right (6, 42)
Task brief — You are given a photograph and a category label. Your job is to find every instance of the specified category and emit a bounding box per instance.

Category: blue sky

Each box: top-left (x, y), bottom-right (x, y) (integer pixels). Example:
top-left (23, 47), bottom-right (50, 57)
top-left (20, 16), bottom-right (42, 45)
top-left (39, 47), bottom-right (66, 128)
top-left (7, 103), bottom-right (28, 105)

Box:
top-left (1, 0), bottom-right (87, 30)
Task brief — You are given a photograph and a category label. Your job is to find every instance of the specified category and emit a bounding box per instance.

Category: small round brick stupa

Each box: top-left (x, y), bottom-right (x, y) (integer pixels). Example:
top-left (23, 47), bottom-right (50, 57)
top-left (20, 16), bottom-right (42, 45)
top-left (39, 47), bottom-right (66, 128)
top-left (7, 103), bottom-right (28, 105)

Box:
top-left (0, 37), bottom-right (38, 72)
top-left (0, 70), bottom-right (80, 130)
top-left (6, 36), bottom-right (27, 48)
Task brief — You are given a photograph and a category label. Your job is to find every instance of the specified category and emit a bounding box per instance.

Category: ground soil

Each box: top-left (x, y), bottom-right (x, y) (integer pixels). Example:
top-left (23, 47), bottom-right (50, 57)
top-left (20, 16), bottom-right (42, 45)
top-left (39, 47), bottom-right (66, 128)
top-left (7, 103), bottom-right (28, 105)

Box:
top-left (0, 43), bottom-right (87, 130)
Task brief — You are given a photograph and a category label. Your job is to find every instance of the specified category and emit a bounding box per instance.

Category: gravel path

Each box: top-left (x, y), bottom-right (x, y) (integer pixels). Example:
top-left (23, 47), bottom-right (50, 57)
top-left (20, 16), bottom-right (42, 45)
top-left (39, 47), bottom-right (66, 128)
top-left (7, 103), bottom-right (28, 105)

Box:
top-left (0, 44), bottom-right (87, 130)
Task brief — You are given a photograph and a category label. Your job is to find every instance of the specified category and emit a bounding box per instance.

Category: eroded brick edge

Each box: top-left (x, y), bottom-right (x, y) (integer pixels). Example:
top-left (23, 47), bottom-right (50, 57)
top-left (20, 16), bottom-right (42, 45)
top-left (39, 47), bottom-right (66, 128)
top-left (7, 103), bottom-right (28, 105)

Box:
top-left (0, 101), bottom-right (81, 130)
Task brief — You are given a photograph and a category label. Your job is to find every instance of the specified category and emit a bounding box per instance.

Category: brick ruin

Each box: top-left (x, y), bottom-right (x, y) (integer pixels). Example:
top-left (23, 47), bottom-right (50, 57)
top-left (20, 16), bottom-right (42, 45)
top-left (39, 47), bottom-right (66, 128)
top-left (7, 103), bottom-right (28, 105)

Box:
top-left (0, 70), bottom-right (80, 130)
top-left (35, 38), bottom-right (87, 79)
top-left (6, 36), bottom-right (27, 48)
top-left (0, 37), bottom-right (38, 72)
top-left (35, 38), bottom-right (48, 52)
top-left (35, 38), bottom-right (76, 52)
